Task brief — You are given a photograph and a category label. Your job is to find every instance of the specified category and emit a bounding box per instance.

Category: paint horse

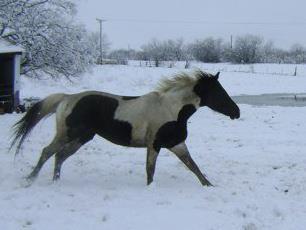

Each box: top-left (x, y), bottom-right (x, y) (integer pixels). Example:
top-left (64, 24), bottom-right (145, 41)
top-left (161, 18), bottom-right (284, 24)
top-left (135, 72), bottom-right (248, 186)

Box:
top-left (11, 70), bottom-right (240, 186)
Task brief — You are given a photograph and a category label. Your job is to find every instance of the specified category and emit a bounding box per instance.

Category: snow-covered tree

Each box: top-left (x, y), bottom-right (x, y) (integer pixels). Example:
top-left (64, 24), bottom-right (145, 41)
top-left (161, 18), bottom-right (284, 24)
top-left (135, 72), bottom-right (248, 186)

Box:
top-left (163, 39), bottom-right (185, 61)
top-left (141, 39), bottom-right (166, 67)
top-left (0, 0), bottom-right (102, 78)
top-left (231, 34), bottom-right (263, 63)
top-left (289, 44), bottom-right (306, 64)
top-left (108, 48), bottom-right (137, 64)
top-left (190, 37), bottom-right (223, 63)
top-left (140, 39), bottom-right (187, 67)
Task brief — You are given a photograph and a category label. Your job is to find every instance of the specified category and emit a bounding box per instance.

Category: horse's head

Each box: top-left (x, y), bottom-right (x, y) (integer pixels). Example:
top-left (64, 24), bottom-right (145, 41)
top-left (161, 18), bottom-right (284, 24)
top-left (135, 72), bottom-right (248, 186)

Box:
top-left (193, 71), bottom-right (240, 120)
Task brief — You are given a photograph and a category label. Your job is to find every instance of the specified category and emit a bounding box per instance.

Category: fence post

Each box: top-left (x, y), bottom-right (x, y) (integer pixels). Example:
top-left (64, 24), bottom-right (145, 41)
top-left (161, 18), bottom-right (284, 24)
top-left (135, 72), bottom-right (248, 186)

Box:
top-left (294, 66), bottom-right (297, 76)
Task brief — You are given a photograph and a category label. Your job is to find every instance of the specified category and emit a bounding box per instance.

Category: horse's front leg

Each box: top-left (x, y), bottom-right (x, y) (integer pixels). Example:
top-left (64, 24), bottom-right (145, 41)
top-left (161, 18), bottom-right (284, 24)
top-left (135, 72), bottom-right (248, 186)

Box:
top-left (146, 146), bottom-right (160, 185)
top-left (169, 142), bottom-right (213, 186)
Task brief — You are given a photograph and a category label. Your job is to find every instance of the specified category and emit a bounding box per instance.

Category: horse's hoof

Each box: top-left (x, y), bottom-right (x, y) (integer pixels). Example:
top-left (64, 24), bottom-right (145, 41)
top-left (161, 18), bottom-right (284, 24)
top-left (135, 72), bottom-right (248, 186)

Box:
top-left (52, 177), bottom-right (60, 182)
top-left (202, 181), bottom-right (213, 187)
top-left (147, 177), bottom-right (153, 185)
top-left (25, 174), bottom-right (35, 181)
top-left (22, 176), bottom-right (35, 187)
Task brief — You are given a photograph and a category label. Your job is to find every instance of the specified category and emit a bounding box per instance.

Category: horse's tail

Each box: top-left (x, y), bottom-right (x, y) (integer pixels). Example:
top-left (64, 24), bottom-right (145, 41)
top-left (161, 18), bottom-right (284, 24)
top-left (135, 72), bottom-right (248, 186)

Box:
top-left (10, 93), bottom-right (67, 155)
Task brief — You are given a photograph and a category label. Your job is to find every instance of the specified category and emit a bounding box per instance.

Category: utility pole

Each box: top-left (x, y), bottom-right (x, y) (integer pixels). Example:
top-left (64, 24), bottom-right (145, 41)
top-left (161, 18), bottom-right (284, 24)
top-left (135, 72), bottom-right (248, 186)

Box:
top-left (96, 18), bottom-right (106, 64)
top-left (128, 44), bottom-right (131, 59)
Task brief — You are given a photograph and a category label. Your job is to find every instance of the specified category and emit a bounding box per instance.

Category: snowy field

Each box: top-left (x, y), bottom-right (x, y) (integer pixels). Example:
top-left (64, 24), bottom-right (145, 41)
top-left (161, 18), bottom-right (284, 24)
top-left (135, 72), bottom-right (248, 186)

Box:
top-left (1, 64), bottom-right (306, 230)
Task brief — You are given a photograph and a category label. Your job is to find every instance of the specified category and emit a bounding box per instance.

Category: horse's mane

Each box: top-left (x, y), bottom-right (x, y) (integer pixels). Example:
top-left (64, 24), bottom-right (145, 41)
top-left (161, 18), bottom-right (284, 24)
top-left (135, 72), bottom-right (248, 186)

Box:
top-left (156, 70), bottom-right (213, 93)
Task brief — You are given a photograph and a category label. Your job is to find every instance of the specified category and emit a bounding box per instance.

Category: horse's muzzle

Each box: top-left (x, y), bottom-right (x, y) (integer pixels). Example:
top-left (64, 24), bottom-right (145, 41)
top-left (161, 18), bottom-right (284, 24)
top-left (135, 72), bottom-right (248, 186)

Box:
top-left (230, 107), bottom-right (240, 120)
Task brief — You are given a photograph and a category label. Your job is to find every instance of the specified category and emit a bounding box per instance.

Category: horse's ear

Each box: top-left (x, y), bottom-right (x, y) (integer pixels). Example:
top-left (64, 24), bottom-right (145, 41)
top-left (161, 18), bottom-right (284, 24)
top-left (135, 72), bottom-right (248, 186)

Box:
top-left (214, 72), bottom-right (220, 79)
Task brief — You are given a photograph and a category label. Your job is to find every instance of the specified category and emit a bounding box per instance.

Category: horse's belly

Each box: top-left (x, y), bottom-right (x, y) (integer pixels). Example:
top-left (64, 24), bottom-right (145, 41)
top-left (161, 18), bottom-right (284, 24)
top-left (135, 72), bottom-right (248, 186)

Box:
top-left (97, 131), bottom-right (146, 147)
top-left (96, 120), bottom-right (133, 146)
top-left (130, 122), bottom-right (147, 147)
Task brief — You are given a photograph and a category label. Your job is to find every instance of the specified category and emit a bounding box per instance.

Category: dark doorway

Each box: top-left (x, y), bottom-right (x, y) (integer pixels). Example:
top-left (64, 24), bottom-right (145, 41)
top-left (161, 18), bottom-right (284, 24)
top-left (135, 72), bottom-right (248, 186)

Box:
top-left (0, 54), bottom-right (15, 113)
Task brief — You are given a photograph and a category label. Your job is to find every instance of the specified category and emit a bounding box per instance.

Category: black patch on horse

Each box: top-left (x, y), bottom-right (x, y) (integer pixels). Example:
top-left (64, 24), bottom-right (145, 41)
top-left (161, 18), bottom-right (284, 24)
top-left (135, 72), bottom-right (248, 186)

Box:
top-left (66, 95), bottom-right (133, 146)
top-left (193, 77), bottom-right (212, 106)
top-left (153, 104), bottom-right (196, 151)
top-left (121, 96), bottom-right (139, 100)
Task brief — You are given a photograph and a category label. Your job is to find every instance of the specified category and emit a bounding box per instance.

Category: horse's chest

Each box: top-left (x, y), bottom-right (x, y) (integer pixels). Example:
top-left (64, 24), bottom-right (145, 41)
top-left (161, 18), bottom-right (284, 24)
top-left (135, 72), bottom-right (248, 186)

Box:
top-left (153, 122), bottom-right (187, 150)
top-left (152, 104), bottom-right (196, 151)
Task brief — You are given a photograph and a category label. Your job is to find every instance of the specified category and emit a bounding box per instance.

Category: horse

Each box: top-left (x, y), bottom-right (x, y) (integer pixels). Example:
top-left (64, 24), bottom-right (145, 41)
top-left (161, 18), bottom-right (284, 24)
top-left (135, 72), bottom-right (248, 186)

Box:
top-left (10, 70), bottom-right (240, 186)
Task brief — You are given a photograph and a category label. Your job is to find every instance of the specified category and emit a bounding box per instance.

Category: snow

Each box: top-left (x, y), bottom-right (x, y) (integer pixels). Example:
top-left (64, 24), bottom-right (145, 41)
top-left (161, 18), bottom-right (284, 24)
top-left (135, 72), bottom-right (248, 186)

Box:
top-left (1, 64), bottom-right (306, 230)
top-left (0, 39), bottom-right (24, 54)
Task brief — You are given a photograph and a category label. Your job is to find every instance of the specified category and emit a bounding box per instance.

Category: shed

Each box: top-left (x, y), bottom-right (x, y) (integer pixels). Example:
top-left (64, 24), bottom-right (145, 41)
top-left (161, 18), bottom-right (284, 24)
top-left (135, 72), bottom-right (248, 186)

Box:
top-left (0, 39), bottom-right (24, 113)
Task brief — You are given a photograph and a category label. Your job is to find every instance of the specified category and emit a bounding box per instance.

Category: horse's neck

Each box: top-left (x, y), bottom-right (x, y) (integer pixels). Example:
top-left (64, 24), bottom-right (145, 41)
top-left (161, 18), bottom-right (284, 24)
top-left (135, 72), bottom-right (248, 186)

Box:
top-left (161, 88), bottom-right (199, 118)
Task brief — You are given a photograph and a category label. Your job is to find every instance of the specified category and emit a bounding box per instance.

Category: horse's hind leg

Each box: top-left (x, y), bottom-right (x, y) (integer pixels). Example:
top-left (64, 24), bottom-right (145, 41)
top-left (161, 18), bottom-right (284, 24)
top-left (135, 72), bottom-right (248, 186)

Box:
top-left (53, 141), bottom-right (82, 181)
top-left (53, 130), bottom-right (95, 181)
top-left (27, 137), bottom-right (64, 182)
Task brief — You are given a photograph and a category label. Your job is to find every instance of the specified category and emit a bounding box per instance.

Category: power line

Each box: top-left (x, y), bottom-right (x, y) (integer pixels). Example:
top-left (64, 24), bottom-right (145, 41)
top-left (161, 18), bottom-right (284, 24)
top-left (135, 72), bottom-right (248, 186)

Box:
top-left (104, 18), bottom-right (306, 26)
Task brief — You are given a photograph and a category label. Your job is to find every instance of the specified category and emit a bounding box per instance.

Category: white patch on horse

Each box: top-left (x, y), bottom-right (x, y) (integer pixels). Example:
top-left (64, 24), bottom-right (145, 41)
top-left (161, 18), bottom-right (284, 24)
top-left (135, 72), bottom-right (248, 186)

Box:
top-left (115, 77), bottom-right (201, 146)
top-left (169, 142), bottom-right (188, 156)
top-left (114, 92), bottom-right (166, 146)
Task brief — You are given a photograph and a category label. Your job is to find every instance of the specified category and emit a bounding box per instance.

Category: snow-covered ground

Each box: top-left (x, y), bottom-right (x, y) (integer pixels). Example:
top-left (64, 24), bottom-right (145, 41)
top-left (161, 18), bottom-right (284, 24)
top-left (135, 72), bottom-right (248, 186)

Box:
top-left (1, 64), bottom-right (306, 230)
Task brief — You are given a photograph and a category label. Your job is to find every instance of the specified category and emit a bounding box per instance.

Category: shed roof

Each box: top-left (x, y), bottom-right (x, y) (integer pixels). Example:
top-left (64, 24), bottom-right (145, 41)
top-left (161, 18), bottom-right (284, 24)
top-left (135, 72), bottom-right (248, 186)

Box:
top-left (0, 39), bottom-right (24, 54)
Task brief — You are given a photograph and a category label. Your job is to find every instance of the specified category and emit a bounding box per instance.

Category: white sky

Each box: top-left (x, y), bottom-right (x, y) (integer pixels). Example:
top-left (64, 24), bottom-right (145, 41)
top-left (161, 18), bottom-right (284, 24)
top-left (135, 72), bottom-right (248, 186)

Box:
top-left (76, 0), bottom-right (306, 50)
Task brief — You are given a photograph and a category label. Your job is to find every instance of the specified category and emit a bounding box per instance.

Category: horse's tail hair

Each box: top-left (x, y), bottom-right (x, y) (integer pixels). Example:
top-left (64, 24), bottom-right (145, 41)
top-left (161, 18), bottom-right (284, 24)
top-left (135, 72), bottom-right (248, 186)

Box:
top-left (10, 93), bottom-right (66, 156)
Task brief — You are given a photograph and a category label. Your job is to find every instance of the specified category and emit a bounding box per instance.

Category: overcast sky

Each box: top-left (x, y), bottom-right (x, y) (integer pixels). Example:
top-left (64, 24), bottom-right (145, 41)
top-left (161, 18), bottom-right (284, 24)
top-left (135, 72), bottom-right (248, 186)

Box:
top-left (76, 0), bottom-right (306, 50)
